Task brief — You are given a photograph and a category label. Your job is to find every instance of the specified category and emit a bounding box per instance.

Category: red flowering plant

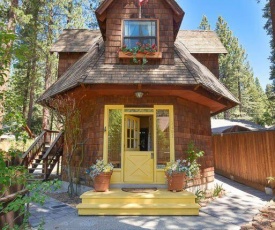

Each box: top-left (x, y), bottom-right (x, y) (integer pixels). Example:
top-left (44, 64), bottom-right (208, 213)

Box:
top-left (119, 42), bottom-right (158, 65)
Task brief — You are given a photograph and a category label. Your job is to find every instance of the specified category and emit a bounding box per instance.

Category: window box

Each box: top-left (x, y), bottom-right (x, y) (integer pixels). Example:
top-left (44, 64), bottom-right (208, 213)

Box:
top-left (118, 51), bottom-right (162, 59)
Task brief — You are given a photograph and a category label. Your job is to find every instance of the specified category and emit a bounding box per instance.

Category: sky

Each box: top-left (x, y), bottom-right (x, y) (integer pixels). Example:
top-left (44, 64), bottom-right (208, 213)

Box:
top-left (177, 0), bottom-right (272, 90)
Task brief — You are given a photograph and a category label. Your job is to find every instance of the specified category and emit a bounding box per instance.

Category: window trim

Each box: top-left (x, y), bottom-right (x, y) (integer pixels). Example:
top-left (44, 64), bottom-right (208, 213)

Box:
top-left (119, 19), bottom-right (162, 60)
top-left (122, 19), bottom-right (158, 48)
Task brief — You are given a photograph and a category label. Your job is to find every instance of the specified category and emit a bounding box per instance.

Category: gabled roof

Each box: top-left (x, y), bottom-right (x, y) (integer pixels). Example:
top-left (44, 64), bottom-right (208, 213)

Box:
top-left (37, 33), bottom-right (239, 114)
top-left (95, 0), bottom-right (184, 41)
top-left (177, 30), bottom-right (228, 54)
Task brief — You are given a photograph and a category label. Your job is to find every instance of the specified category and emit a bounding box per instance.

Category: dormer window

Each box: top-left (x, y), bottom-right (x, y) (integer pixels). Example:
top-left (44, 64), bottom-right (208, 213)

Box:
top-left (123, 19), bottom-right (158, 48)
top-left (118, 19), bottom-right (162, 62)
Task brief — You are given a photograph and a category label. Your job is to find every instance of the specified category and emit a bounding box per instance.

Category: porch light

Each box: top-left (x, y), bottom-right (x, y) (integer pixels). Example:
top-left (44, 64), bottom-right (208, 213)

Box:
top-left (135, 91), bottom-right (144, 98)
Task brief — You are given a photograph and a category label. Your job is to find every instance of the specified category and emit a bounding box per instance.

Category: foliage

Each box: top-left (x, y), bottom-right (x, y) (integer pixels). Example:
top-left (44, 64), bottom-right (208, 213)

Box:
top-left (0, 148), bottom-right (61, 229)
top-left (198, 15), bottom-right (211, 30)
top-left (164, 159), bottom-right (191, 176)
top-left (119, 42), bottom-right (157, 65)
top-left (1, 0), bottom-right (100, 133)
top-left (267, 176), bottom-right (275, 184)
top-left (185, 142), bottom-right (205, 177)
top-left (165, 142), bottom-right (204, 178)
top-left (212, 183), bottom-right (224, 197)
top-left (213, 16), bottom-right (271, 123)
top-left (86, 159), bottom-right (114, 179)
top-left (262, 1), bottom-right (275, 83)
top-left (195, 188), bottom-right (206, 203)
top-left (0, 23), bottom-right (16, 80)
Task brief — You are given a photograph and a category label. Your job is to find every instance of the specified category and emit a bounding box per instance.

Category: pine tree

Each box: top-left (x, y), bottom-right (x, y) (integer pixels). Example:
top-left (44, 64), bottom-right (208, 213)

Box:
top-left (2, 0), bottom-right (99, 133)
top-left (263, 1), bottom-right (275, 83)
top-left (198, 15), bottom-right (211, 30)
top-left (265, 84), bottom-right (275, 124)
top-left (215, 16), bottom-right (269, 123)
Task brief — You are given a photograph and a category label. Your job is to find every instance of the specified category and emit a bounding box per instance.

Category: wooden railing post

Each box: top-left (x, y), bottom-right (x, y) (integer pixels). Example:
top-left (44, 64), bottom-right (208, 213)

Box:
top-left (56, 156), bottom-right (60, 176)
top-left (43, 156), bottom-right (48, 180)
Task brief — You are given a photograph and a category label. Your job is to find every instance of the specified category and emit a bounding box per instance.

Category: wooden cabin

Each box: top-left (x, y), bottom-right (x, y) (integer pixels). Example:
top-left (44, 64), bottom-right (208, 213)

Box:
top-left (38, 0), bottom-right (238, 200)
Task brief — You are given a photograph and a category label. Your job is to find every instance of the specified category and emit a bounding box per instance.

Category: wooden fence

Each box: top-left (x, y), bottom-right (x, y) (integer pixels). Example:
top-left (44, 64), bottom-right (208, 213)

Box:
top-left (212, 130), bottom-right (275, 191)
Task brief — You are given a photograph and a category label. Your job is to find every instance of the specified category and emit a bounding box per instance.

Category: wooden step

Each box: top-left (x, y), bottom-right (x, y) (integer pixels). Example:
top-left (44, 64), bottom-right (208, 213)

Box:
top-left (77, 189), bottom-right (200, 216)
top-left (77, 203), bottom-right (200, 216)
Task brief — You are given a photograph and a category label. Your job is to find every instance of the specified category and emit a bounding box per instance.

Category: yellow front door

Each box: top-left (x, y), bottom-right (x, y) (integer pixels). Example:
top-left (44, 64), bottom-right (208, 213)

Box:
top-left (124, 115), bottom-right (154, 183)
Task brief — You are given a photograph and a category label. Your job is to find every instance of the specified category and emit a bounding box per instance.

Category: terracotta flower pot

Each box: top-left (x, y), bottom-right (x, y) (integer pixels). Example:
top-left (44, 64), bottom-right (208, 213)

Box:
top-left (93, 172), bottom-right (113, 192)
top-left (166, 172), bottom-right (186, 192)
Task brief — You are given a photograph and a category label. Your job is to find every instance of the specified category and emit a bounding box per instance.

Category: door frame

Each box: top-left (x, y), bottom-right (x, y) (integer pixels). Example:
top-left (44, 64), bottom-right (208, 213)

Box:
top-left (103, 105), bottom-right (174, 184)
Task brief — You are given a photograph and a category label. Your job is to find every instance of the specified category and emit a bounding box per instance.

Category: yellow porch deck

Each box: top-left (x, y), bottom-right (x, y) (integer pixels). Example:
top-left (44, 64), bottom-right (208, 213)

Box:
top-left (76, 189), bottom-right (200, 216)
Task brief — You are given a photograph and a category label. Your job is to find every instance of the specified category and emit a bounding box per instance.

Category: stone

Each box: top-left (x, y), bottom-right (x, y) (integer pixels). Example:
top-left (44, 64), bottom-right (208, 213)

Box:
top-left (240, 223), bottom-right (254, 230)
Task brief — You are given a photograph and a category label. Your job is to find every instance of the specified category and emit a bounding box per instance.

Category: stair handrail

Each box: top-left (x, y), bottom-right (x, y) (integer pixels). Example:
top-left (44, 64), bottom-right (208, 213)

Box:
top-left (43, 129), bottom-right (59, 134)
top-left (22, 131), bottom-right (46, 159)
top-left (42, 131), bottom-right (64, 160)
top-left (42, 131), bottom-right (64, 179)
top-left (21, 131), bottom-right (47, 165)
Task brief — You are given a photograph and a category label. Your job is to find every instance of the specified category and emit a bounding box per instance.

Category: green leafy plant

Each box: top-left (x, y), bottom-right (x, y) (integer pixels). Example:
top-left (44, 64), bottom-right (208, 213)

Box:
top-left (119, 42), bottom-right (157, 65)
top-left (195, 188), bottom-right (206, 203)
top-left (165, 142), bottom-right (204, 178)
top-left (86, 159), bottom-right (114, 179)
top-left (213, 183), bottom-right (224, 197)
top-left (0, 148), bottom-right (61, 229)
top-left (267, 176), bottom-right (275, 188)
top-left (267, 176), bottom-right (275, 184)
top-left (186, 142), bottom-right (205, 178)
top-left (164, 159), bottom-right (190, 176)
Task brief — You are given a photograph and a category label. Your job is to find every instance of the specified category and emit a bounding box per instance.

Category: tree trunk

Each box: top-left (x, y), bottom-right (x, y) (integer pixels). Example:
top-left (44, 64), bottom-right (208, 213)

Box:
top-left (42, 54), bottom-right (52, 130)
top-left (2, 0), bottom-right (18, 80)
top-left (0, 0), bottom-right (18, 128)
top-left (22, 62), bottom-right (31, 119)
top-left (42, 8), bottom-right (54, 130)
top-left (26, 2), bottom-right (39, 128)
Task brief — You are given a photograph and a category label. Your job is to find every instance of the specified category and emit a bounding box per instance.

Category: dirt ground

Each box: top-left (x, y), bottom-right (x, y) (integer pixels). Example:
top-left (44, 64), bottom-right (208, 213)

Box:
top-left (46, 192), bottom-right (81, 208)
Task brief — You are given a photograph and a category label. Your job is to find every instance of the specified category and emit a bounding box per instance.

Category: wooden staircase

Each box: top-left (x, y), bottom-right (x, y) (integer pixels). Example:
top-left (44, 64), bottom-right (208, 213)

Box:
top-left (21, 130), bottom-right (64, 181)
top-left (76, 189), bottom-right (200, 216)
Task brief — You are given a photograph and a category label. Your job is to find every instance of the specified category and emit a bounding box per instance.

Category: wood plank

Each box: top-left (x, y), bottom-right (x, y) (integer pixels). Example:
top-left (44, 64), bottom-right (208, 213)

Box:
top-left (213, 130), bottom-right (275, 190)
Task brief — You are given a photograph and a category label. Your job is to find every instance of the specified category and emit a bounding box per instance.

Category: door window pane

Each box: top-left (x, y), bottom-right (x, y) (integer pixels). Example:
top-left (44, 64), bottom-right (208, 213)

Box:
top-left (108, 109), bottom-right (122, 168)
top-left (156, 109), bottom-right (170, 168)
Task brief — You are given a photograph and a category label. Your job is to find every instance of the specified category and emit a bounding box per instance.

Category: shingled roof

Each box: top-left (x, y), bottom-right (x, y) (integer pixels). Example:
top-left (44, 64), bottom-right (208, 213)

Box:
top-left (50, 30), bottom-right (101, 53)
top-left (37, 33), bottom-right (239, 111)
top-left (176, 30), bottom-right (228, 54)
top-left (50, 29), bottom-right (227, 54)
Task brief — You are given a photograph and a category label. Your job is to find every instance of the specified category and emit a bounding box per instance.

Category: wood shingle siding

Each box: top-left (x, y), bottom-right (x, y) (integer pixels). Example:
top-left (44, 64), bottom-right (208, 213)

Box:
top-left (59, 93), bottom-right (214, 188)
top-left (58, 52), bottom-right (86, 78)
top-left (103, 0), bottom-right (176, 64)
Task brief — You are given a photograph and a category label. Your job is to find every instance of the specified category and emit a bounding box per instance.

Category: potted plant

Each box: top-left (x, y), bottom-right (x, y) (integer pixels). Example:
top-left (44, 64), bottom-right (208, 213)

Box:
top-left (165, 142), bottom-right (204, 192)
top-left (86, 159), bottom-right (114, 192)
top-left (164, 159), bottom-right (189, 192)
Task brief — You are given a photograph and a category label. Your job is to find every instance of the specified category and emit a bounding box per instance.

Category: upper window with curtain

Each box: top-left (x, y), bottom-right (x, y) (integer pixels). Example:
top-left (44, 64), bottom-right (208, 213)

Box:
top-left (123, 20), bottom-right (157, 48)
